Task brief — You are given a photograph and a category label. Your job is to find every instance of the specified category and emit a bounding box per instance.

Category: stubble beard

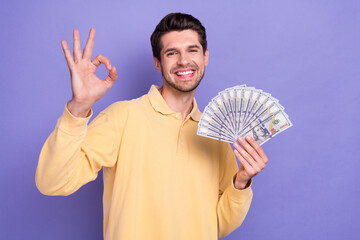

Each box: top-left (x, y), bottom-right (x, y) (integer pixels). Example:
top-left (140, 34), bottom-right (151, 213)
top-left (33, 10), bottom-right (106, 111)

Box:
top-left (161, 65), bottom-right (205, 93)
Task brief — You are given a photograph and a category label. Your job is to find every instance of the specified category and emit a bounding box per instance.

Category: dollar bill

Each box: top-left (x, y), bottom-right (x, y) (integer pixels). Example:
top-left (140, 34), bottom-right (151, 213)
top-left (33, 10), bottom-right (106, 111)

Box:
top-left (198, 85), bottom-right (292, 145)
top-left (240, 109), bottom-right (292, 145)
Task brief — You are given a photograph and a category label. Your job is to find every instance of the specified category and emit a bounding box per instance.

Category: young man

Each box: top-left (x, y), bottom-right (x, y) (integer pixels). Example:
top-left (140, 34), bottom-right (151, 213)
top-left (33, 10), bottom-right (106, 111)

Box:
top-left (36, 13), bottom-right (268, 240)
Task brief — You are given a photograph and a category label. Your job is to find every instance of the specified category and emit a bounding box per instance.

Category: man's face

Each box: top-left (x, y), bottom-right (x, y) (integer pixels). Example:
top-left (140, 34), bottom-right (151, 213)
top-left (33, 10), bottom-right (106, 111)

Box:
top-left (153, 29), bottom-right (209, 93)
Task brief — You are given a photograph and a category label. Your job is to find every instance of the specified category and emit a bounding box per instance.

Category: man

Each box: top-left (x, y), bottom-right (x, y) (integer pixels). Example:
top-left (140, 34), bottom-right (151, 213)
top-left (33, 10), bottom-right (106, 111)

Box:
top-left (36, 13), bottom-right (268, 240)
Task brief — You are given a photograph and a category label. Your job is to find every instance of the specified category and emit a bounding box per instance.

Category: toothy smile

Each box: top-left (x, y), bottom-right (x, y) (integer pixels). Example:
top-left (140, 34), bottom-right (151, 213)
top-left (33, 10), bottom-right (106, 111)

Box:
top-left (175, 70), bottom-right (194, 76)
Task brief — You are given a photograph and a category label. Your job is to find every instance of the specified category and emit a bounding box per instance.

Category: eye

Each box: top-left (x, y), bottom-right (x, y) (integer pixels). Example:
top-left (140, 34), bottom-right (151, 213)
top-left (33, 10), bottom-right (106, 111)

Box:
top-left (166, 52), bottom-right (176, 56)
top-left (189, 49), bottom-right (198, 53)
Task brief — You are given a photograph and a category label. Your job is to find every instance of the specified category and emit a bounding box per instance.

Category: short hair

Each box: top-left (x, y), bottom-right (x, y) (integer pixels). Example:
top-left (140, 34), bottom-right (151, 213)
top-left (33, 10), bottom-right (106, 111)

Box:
top-left (150, 12), bottom-right (207, 61)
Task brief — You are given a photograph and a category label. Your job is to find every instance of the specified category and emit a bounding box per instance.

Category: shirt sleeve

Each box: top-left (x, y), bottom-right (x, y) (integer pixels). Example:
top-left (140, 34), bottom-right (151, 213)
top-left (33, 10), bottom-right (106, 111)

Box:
top-left (35, 104), bottom-right (122, 196)
top-left (216, 144), bottom-right (253, 238)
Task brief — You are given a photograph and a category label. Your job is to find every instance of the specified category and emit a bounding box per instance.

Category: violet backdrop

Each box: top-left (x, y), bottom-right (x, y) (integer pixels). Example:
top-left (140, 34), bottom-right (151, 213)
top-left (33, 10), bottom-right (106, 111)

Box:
top-left (0, 0), bottom-right (359, 239)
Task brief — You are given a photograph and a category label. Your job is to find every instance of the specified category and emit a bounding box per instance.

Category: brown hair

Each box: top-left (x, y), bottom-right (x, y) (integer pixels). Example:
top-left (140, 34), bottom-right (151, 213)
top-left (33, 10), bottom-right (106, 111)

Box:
top-left (150, 13), bottom-right (207, 61)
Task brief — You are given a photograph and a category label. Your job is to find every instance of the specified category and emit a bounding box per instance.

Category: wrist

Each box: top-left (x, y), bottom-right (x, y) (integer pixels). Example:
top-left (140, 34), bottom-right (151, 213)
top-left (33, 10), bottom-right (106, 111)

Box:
top-left (233, 175), bottom-right (251, 190)
top-left (67, 99), bottom-right (92, 118)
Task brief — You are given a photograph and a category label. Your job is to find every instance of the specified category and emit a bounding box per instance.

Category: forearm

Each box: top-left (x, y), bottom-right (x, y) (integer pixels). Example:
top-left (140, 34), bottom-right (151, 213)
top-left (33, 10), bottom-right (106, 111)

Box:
top-left (217, 144), bottom-right (253, 238)
top-left (35, 107), bottom-right (93, 196)
top-left (217, 177), bottom-right (253, 238)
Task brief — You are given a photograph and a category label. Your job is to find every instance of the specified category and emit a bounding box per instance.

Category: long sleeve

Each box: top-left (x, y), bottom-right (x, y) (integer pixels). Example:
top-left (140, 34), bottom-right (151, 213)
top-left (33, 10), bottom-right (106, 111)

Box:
top-left (35, 105), bottom-right (121, 196)
top-left (216, 144), bottom-right (253, 238)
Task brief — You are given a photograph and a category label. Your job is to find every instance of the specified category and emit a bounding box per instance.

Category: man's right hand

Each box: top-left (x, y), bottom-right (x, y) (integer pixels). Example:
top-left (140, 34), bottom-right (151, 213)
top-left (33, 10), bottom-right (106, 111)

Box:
top-left (61, 28), bottom-right (118, 117)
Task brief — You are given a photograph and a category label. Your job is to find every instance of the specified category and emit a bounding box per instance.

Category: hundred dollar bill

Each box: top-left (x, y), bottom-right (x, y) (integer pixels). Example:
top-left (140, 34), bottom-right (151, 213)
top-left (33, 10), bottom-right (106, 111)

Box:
top-left (241, 87), bottom-right (261, 121)
top-left (219, 90), bottom-right (236, 130)
top-left (211, 94), bottom-right (236, 132)
top-left (236, 87), bottom-right (246, 134)
top-left (241, 93), bottom-right (281, 131)
top-left (227, 85), bottom-right (246, 131)
top-left (197, 85), bottom-right (292, 145)
top-left (238, 102), bottom-right (283, 136)
top-left (240, 109), bottom-right (292, 145)
top-left (198, 121), bottom-right (234, 140)
top-left (197, 124), bottom-right (234, 143)
top-left (239, 88), bottom-right (252, 129)
top-left (200, 110), bottom-right (235, 136)
top-left (202, 104), bottom-right (235, 136)
top-left (242, 89), bottom-right (263, 126)
top-left (225, 88), bottom-right (237, 134)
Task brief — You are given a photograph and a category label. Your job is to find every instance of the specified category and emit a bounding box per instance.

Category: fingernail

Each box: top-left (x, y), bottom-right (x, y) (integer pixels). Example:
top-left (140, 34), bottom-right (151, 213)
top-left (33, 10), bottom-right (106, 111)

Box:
top-left (238, 137), bottom-right (244, 143)
top-left (246, 136), bottom-right (252, 141)
top-left (234, 142), bottom-right (239, 148)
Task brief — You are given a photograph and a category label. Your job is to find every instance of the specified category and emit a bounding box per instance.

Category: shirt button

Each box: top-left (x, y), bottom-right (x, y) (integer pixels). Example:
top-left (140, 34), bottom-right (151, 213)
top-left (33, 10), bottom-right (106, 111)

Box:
top-left (180, 141), bottom-right (183, 145)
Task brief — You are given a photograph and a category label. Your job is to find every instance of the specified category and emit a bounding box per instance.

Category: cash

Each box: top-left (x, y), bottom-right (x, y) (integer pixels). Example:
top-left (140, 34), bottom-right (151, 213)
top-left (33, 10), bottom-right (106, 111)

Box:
top-left (197, 85), bottom-right (293, 145)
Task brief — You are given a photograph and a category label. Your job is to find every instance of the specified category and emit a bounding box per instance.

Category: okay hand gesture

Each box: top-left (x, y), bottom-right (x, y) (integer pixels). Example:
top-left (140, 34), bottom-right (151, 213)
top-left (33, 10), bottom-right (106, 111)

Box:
top-left (61, 28), bottom-right (118, 117)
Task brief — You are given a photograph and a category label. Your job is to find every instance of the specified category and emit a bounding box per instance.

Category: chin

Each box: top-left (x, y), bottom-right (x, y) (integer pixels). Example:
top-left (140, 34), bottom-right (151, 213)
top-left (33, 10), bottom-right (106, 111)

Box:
top-left (163, 72), bottom-right (204, 93)
top-left (172, 80), bottom-right (201, 93)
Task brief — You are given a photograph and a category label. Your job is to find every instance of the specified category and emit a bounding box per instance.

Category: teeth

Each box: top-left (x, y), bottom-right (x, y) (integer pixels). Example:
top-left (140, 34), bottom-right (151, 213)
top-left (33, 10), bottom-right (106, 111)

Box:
top-left (176, 71), bottom-right (194, 76)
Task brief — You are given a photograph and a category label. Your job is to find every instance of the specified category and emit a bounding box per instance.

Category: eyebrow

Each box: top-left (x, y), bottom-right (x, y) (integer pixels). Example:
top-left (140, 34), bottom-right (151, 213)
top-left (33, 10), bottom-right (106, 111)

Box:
top-left (188, 45), bottom-right (201, 49)
top-left (163, 45), bottom-right (201, 54)
top-left (164, 48), bottom-right (176, 54)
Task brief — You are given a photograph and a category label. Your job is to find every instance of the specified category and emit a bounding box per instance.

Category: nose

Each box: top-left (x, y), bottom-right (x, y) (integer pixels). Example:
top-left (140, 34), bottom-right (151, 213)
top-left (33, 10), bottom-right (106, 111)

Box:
top-left (177, 52), bottom-right (190, 66)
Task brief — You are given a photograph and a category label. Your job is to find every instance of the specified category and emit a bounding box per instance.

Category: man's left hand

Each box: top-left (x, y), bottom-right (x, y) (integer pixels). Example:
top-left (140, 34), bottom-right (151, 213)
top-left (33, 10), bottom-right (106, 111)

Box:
top-left (233, 136), bottom-right (268, 190)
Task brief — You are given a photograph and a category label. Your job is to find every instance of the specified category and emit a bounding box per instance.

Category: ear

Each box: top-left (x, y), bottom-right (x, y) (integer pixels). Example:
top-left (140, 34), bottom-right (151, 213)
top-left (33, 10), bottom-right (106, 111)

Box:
top-left (153, 56), bottom-right (162, 72)
top-left (204, 49), bottom-right (209, 67)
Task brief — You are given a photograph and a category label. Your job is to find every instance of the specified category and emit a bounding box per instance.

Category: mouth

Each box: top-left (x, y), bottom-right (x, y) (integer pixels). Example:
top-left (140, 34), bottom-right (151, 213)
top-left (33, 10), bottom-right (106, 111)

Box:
top-left (173, 68), bottom-right (196, 79)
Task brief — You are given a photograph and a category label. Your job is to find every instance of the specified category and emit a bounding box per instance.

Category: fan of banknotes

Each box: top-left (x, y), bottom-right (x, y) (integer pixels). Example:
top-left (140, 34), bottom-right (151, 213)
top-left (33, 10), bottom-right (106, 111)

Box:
top-left (197, 85), bottom-right (292, 145)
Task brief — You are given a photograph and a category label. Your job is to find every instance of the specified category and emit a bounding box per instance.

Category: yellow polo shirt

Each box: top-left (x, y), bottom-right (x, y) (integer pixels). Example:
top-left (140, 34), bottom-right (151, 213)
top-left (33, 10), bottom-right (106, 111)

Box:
top-left (36, 85), bottom-right (253, 240)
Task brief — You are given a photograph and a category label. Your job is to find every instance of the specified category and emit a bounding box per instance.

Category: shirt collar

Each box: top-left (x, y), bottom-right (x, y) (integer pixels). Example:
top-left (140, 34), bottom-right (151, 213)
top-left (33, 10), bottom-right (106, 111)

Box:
top-left (148, 85), bottom-right (202, 122)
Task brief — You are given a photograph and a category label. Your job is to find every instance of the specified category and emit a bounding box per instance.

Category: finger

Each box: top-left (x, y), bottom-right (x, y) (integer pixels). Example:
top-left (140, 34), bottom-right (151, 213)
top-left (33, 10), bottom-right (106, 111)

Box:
top-left (238, 145), bottom-right (262, 172)
top-left (234, 149), bottom-right (254, 174)
top-left (245, 135), bottom-right (268, 164)
top-left (61, 40), bottom-right (74, 68)
top-left (73, 29), bottom-right (82, 62)
top-left (239, 139), bottom-right (266, 172)
top-left (91, 55), bottom-right (112, 70)
top-left (234, 142), bottom-right (257, 170)
top-left (104, 66), bottom-right (118, 86)
top-left (82, 28), bottom-right (95, 60)
top-left (238, 136), bottom-right (262, 164)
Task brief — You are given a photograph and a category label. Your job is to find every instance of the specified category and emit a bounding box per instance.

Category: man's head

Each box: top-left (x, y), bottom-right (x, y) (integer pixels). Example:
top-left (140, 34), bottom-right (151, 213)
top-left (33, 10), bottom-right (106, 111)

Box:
top-left (151, 13), bottom-right (207, 62)
top-left (151, 13), bottom-right (209, 93)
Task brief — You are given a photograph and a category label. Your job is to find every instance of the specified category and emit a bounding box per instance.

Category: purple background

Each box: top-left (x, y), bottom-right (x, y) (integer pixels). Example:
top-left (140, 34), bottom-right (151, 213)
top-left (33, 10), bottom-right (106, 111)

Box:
top-left (0, 0), bottom-right (359, 239)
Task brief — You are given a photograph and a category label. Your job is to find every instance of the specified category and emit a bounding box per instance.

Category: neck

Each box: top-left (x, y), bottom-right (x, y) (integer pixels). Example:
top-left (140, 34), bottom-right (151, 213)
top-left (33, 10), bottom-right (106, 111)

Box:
top-left (160, 84), bottom-right (195, 122)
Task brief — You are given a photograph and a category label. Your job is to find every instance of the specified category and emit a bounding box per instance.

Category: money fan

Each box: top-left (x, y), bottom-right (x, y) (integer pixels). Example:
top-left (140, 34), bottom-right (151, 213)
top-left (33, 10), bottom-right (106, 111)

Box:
top-left (197, 85), bottom-right (292, 145)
